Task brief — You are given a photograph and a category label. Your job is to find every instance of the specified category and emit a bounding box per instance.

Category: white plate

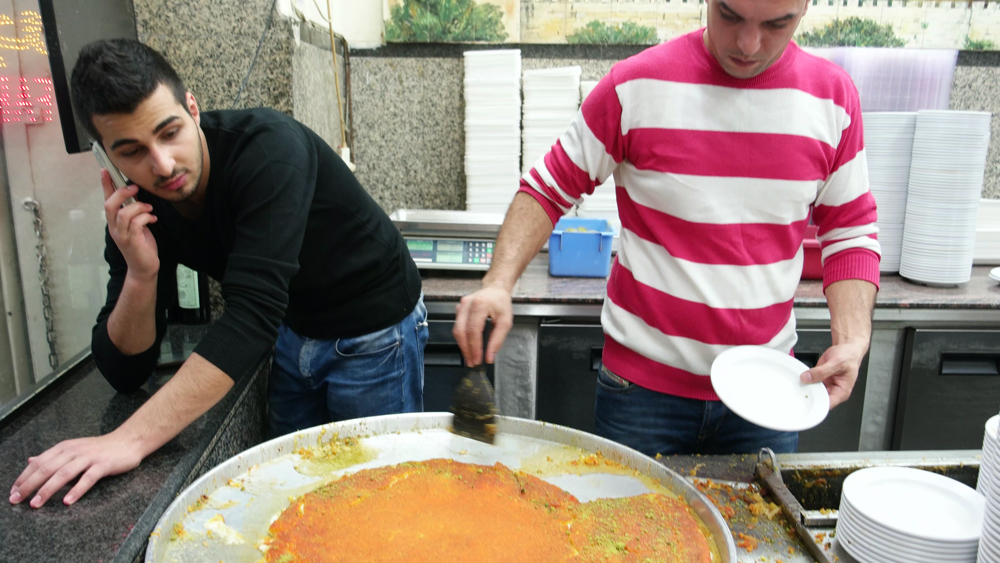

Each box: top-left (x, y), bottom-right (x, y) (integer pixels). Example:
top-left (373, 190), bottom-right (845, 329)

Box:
top-left (839, 498), bottom-right (979, 553)
top-left (990, 268), bottom-right (1000, 283)
top-left (843, 467), bottom-right (985, 543)
top-left (837, 516), bottom-right (978, 563)
top-left (710, 346), bottom-right (829, 432)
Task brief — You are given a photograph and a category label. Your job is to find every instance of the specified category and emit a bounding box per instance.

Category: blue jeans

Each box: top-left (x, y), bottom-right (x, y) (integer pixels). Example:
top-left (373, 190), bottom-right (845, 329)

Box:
top-left (594, 364), bottom-right (798, 457)
top-left (267, 296), bottom-right (429, 438)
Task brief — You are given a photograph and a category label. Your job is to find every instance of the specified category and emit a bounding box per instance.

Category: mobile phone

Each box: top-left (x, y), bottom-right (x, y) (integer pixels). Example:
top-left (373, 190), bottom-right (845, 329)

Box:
top-left (92, 141), bottom-right (137, 205)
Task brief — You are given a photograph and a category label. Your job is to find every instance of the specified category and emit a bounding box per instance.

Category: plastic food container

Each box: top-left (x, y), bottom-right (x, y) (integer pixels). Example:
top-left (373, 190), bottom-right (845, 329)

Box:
top-left (802, 225), bottom-right (822, 280)
top-left (549, 218), bottom-right (615, 278)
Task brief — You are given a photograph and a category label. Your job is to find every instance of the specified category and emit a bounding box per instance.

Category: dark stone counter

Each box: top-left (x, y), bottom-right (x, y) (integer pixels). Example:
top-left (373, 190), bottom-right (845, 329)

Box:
top-left (421, 255), bottom-right (1000, 310)
top-left (0, 333), bottom-right (268, 563)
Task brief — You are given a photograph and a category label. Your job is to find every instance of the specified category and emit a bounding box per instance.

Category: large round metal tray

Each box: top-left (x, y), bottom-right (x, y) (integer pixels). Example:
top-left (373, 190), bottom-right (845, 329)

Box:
top-left (147, 413), bottom-right (736, 562)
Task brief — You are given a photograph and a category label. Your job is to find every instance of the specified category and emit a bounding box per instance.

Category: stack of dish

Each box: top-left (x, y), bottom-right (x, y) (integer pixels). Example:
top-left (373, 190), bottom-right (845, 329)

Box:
top-left (836, 466), bottom-right (984, 563)
top-left (979, 415), bottom-right (1000, 563)
top-left (978, 416), bottom-right (1000, 497)
top-left (521, 66), bottom-right (581, 174)
top-left (975, 199), bottom-right (1000, 265)
top-left (464, 50), bottom-right (522, 213)
top-left (863, 112), bottom-right (916, 273)
top-left (899, 111), bottom-right (992, 286)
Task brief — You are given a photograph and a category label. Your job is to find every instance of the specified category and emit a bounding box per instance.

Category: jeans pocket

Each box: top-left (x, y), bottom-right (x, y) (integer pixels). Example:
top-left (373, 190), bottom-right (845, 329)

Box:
top-left (597, 365), bottom-right (633, 392)
top-left (415, 307), bottom-right (428, 333)
top-left (335, 324), bottom-right (401, 357)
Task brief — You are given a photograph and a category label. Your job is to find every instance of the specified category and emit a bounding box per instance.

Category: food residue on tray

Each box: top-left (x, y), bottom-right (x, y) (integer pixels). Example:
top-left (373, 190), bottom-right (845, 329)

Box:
top-left (736, 532), bottom-right (759, 551)
top-left (262, 458), bottom-right (714, 562)
top-left (169, 522), bottom-right (188, 542)
top-left (186, 494), bottom-right (210, 513)
top-left (693, 478), bottom-right (780, 522)
top-left (204, 514), bottom-right (245, 545)
top-left (292, 433), bottom-right (376, 476)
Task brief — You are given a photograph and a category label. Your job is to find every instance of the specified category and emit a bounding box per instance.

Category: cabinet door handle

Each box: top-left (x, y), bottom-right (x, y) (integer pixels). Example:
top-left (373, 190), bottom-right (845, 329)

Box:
top-left (940, 354), bottom-right (1000, 376)
top-left (425, 344), bottom-right (464, 367)
top-left (590, 347), bottom-right (603, 371)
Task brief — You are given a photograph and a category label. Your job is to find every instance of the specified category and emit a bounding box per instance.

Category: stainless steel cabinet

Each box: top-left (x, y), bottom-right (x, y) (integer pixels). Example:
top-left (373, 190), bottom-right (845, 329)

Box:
top-left (535, 324), bottom-right (605, 433)
top-left (422, 319), bottom-right (494, 413)
top-left (794, 329), bottom-right (869, 452)
top-left (893, 329), bottom-right (1000, 450)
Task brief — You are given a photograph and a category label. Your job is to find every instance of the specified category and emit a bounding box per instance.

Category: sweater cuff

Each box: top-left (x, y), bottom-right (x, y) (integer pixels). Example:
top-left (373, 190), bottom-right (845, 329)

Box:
top-left (194, 321), bottom-right (271, 382)
top-left (822, 248), bottom-right (881, 291)
top-left (518, 184), bottom-right (563, 227)
top-left (92, 321), bottom-right (160, 393)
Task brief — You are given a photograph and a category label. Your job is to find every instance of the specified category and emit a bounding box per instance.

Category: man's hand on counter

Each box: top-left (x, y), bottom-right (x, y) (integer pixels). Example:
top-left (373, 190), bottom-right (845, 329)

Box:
top-left (9, 433), bottom-right (144, 508)
top-left (9, 353), bottom-right (233, 508)
top-left (453, 286), bottom-right (514, 366)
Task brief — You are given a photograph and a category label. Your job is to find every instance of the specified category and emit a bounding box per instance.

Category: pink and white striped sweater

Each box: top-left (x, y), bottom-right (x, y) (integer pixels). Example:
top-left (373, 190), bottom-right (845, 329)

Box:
top-left (519, 29), bottom-right (881, 401)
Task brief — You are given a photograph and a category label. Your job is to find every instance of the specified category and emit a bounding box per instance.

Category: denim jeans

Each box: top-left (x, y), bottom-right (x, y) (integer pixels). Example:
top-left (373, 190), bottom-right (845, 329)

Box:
top-left (594, 364), bottom-right (798, 457)
top-left (267, 295), bottom-right (429, 438)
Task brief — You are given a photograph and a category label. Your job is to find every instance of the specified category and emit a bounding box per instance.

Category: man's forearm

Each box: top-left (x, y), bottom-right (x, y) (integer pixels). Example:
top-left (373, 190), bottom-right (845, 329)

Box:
top-left (825, 279), bottom-right (878, 350)
top-left (112, 352), bottom-right (234, 457)
top-left (107, 271), bottom-right (158, 354)
top-left (483, 192), bottom-right (556, 292)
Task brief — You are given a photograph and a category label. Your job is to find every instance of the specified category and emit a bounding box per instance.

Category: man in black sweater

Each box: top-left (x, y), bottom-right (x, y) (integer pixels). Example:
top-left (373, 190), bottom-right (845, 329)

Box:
top-left (9, 40), bottom-right (426, 509)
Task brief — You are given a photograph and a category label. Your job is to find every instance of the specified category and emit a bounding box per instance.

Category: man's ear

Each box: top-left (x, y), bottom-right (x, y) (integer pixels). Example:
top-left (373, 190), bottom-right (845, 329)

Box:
top-left (186, 91), bottom-right (200, 125)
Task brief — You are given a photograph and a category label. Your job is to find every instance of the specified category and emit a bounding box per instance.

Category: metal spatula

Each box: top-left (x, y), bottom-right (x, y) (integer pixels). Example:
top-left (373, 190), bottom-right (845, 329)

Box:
top-left (450, 364), bottom-right (498, 444)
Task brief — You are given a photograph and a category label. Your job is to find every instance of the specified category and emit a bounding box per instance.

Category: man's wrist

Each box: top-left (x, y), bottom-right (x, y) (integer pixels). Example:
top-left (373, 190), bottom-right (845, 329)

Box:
top-left (124, 268), bottom-right (158, 287)
top-left (482, 270), bottom-right (515, 294)
top-left (832, 335), bottom-right (870, 354)
top-left (109, 424), bottom-right (153, 458)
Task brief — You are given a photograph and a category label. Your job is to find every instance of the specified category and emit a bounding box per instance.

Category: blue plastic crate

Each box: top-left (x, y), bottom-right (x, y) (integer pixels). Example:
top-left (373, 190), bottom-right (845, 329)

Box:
top-left (548, 218), bottom-right (615, 278)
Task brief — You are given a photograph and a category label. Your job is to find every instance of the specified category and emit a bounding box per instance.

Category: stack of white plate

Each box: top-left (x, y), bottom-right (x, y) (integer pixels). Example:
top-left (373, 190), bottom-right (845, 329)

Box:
top-left (836, 467), bottom-right (984, 563)
top-left (863, 112), bottom-right (916, 273)
top-left (899, 110), bottom-right (992, 286)
top-left (521, 66), bottom-right (581, 174)
top-left (464, 50), bottom-right (521, 213)
top-left (979, 415), bottom-right (1000, 563)
top-left (975, 199), bottom-right (1000, 265)
top-left (979, 416), bottom-right (1000, 496)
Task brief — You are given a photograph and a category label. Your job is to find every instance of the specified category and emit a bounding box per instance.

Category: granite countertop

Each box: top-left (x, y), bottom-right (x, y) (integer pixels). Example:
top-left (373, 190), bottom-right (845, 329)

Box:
top-left (421, 255), bottom-right (1000, 309)
top-left (0, 326), bottom-right (267, 563)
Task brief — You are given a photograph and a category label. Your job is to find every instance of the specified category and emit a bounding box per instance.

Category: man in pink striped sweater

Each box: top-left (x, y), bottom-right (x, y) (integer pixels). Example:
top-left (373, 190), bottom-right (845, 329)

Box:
top-left (454, 0), bottom-right (880, 456)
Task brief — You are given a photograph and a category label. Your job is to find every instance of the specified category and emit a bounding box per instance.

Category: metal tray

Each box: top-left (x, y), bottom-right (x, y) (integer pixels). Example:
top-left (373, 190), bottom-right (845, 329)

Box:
top-left (757, 449), bottom-right (982, 563)
top-left (147, 413), bottom-right (736, 562)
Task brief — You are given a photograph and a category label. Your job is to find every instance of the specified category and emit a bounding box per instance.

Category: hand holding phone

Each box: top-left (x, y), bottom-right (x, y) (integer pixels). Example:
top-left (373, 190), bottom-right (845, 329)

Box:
top-left (92, 141), bottom-right (137, 206)
top-left (93, 140), bottom-right (160, 278)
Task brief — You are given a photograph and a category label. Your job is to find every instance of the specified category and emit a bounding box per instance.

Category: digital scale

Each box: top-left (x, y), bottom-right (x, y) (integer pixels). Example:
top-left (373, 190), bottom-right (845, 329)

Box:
top-left (390, 209), bottom-right (505, 271)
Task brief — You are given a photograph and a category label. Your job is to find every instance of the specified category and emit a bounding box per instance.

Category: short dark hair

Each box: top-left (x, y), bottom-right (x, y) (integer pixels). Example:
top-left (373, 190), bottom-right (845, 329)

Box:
top-left (70, 39), bottom-right (188, 142)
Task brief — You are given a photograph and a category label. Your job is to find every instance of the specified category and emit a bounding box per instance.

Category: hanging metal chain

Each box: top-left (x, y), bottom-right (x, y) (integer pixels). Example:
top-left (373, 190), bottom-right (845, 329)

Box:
top-left (22, 198), bottom-right (58, 369)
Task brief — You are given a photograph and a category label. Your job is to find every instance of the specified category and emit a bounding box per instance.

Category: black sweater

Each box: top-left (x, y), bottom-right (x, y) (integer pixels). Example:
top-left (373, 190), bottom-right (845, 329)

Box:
top-left (92, 108), bottom-right (422, 392)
